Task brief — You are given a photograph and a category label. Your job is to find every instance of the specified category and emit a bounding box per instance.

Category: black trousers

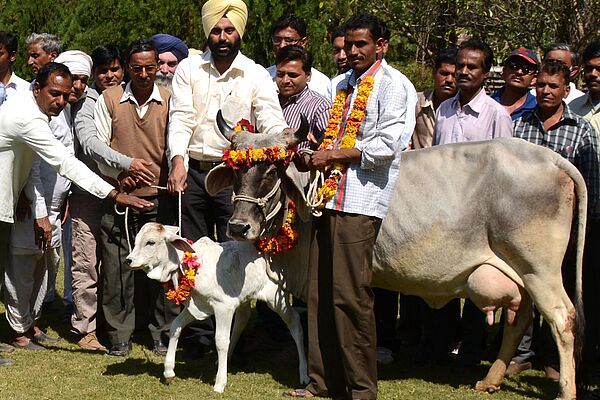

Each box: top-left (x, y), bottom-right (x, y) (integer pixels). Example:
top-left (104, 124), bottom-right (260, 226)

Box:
top-left (100, 194), bottom-right (179, 344)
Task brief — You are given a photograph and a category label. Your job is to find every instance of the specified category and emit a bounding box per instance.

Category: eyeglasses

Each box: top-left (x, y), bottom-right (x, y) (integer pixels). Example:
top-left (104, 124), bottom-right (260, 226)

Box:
top-left (272, 36), bottom-right (300, 45)
top-left (506, 60), bottom-right (536, 75)
top-left (129, 64), bottom-right (157, 74)
top-left (158, 60), bottom-right (178, 68)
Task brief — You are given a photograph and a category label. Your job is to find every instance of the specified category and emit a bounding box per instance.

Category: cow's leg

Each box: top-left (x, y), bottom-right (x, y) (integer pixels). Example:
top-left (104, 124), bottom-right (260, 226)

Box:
top-left (525, 279), bottom-right (577, 400)
top-left (213, 303), bottom-right (235, 393)
top-left (228, 302), bottom-right (251, 361)
top-left (163, 307), bottom-right (197, 384)
top-left (475, 294), bottom-right (532, 393)
top-left (264, 286), bottom-right (309, 386)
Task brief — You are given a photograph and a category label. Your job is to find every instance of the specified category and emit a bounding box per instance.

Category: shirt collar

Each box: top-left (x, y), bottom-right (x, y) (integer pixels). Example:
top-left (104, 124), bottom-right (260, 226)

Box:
top-left (348, 60), bottom-right (383, 88)
top-left (532, 101), bottom-right (577, 124)
top-left (6, 72), bottom-right (19, 89)
top-left (422, 90), bottom-right (434, 109)
top-left (457, 87), bottom-right (488, 113)
top-left (201, 50), bottom-right (247, 77)
top-left (120, 81), bottom-right (163, 106)
top-left (280, 85), bottom-right (309, 106)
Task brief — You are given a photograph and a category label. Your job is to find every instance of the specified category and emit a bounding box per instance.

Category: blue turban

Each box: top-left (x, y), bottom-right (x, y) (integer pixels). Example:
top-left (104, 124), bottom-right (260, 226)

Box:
top-left (151, 34), bottom-right (189, 62)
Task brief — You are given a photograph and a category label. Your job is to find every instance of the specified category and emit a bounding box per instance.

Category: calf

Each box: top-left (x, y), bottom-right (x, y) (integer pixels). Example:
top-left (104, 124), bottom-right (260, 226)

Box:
top-left (126, 223), bottom-right (309, 392)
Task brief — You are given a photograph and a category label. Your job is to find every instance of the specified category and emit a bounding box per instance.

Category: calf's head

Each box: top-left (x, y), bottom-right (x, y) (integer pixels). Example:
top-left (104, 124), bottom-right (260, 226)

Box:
top-left (205, 111), bottom-right (310, 241)
top-left (126, 222), bottom-right (194, 282)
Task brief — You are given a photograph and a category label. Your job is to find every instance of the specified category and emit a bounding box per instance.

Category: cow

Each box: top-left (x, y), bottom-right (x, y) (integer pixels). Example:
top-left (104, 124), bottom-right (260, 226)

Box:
top-left (125, 223), bottom-right (310, 393)
top-left (205, 111), bottom-right (586, 400)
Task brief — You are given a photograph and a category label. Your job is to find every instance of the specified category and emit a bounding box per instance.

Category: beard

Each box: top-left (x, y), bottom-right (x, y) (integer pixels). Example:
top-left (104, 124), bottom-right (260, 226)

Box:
top-left (155, 72), bottom-right (174, 92)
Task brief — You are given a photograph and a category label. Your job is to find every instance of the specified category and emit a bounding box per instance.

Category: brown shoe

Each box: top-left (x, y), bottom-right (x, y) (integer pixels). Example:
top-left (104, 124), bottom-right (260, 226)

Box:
top-left (77, 332), bottom-right (107, 352)
top-left (544, 365), bottom-right (560, 381)
top-left (505, 360), bottom-right (532, 376)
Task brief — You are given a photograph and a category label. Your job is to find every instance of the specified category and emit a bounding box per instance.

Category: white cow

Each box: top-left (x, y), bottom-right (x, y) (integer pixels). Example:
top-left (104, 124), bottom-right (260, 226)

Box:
top-left (206, 115), bottom-right (587, 400)
top-left (125, 223), bottom-right (309, 393)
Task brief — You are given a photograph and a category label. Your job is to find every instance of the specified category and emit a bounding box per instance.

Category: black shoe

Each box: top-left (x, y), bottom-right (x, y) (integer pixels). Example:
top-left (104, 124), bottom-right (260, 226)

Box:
top-left (11, 340), bottom-right (46, 351)
top-left (0, 357), bottom-right (13, 366)
top-left (108, 341), bottom-right (131, 357)
top-left (153, 340), bottom-right (168, 356)
top-left (33, 331), bottom-right (60, 344)
top-left (0, 343), bottom-right (15, 353)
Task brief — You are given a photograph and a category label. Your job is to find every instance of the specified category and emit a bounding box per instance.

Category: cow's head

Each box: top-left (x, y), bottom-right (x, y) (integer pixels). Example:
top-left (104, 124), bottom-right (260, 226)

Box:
top-left (206, 111), bottom-right (310, 241)
top-left (126, 222), bottom-right (194, 282)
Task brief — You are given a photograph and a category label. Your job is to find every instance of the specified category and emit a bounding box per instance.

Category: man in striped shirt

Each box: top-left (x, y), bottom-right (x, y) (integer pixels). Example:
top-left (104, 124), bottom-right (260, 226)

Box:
top-left (275, 45), bottom-right (330, 149)
top-left (513, 60), bottom-right (600, 380)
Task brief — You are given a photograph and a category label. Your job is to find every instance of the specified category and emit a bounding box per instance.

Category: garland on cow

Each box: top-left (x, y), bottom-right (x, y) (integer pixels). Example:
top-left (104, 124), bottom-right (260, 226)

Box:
top-left (164, 239), bottom-right (202, 304)
top-left (221, 119), bottom-right (301, 256)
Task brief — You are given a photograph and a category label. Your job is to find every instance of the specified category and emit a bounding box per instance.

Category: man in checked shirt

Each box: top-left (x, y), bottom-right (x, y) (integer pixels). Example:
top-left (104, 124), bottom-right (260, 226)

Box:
top-left (513, 60), bottom-right (600, 381)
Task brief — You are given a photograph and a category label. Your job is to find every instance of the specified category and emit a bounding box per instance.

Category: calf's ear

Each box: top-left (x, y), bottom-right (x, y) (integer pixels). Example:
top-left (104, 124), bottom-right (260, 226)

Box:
top-left (206, 164), bottom-right (234, 196)
top-left (163, 225), bottom-right (195, 253)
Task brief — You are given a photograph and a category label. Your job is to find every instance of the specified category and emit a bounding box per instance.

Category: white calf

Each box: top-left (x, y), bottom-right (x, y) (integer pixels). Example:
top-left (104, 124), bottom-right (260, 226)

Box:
top-left (126, 222), bottom-right (309, 393)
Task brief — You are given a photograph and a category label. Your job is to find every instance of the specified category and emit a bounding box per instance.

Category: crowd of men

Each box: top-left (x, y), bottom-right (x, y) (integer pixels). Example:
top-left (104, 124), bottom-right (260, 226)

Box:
top-left (0, 0), bottom-right (599, 398)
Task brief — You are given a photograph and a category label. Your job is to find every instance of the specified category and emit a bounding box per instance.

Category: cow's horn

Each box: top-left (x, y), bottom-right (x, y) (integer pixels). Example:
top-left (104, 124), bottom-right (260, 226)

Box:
top-left (216, 110), bottom-right (235, 141)
top-left (288, 114), bottom-right (309, 147)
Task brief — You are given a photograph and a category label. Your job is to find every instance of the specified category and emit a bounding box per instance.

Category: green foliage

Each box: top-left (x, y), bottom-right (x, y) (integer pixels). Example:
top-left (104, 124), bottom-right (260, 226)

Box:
top-left (1, 0), bottom-right (598, 82)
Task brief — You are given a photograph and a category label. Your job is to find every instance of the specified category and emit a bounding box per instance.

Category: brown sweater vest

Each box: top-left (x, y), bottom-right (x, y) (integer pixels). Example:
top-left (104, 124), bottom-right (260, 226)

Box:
top-left (103, 84), bottom-right (170, 197)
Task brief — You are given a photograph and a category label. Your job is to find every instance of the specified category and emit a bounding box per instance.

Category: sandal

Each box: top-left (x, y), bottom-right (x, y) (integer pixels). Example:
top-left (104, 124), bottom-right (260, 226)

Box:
top-left (284, 389), bottom-right (315, 398)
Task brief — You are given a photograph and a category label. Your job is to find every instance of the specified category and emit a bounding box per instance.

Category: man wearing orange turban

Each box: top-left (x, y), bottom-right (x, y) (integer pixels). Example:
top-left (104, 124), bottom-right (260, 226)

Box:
top-left (167, 0), bottom-right (287, 358)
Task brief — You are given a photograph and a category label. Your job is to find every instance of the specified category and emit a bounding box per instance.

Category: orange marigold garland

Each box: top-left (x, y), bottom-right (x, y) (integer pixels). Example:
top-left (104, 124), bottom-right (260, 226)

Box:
top-left (254, 201), bottom-right (299, 255)
top-left (312, 75), bottom-right (375, 208)
top-left (223, 120), bottom-right (295, 169)
top-left (164, 240), bottom-right (201, 304)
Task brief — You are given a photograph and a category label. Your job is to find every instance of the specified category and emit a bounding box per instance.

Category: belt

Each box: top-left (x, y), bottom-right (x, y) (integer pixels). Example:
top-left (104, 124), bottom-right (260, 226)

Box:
top-left (189, 159), bottom-right (221, 172)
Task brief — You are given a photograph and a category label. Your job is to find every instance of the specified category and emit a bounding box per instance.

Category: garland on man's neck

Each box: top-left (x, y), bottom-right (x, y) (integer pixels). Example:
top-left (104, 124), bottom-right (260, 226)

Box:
top-left (312, 75), bottom-right (375, 208)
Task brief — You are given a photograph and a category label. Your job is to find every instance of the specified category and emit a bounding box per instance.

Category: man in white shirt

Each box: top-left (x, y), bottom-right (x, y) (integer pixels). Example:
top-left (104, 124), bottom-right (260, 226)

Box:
top-left (0, 32), bottom-right (29, 103)
top-left (266, 14), bottom-right (330, 98)
top-left (0, 62), bottom-right (150, 365)
top-left (5, 51), bottom-right (94, 351)
top-left (167, 0), bottom-right (287, 358)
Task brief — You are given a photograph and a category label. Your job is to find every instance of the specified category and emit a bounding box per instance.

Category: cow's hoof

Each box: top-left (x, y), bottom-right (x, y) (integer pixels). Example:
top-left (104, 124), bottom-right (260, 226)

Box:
top-left (163, 376), bottom-right (175, 385)
top-left (475, 380), bottom-right (501, 393)
top-left (213, 384), bottom-right (225, 393)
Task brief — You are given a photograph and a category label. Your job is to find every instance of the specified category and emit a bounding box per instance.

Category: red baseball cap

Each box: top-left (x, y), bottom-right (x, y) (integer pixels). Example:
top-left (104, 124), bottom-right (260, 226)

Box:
top-left (505, 48), bottom-right (539, 66)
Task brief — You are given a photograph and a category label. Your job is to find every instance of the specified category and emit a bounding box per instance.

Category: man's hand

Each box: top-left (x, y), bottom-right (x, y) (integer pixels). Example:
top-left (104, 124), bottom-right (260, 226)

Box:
top-left (117, 172), bottom-right (138, 193)
top-left (16, 192), bottom-right (32, 222)
top-left (108, 189), bottom-right (153, 210)
top-left (34, 217), bottom-right (52, 250)
top-left (167, 156), bottom-right (187, 194)
top-left (309, 150), bottom-right (331, 170)
top-left (129, 158), bottom-right (155, 186)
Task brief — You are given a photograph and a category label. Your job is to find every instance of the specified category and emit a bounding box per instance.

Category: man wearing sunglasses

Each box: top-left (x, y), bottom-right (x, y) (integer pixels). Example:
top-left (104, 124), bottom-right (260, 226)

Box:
top-left (266, 15), bottom-right (330, 98)
top-left (491, 48), bottom-right (538, 120)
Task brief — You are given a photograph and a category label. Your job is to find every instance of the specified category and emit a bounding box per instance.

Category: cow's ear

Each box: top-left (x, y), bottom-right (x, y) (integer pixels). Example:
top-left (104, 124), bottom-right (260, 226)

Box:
top-left (206, 163), bottom-right (234, 196)
top-left (284, 114), bottom-right (309, 148)
top-left (163, 225), bottom-right (195, 253)
top-left (281, 161), bottom-right (311, 222)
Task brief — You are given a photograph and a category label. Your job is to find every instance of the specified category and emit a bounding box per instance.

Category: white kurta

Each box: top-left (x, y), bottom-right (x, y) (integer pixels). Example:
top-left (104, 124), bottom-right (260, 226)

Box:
top-left (11, 107), bottom-right (74, 252)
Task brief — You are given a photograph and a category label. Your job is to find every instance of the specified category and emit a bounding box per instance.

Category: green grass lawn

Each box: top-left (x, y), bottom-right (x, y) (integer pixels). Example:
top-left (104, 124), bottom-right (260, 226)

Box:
top-left (0, 263), bottom-right (589, 400)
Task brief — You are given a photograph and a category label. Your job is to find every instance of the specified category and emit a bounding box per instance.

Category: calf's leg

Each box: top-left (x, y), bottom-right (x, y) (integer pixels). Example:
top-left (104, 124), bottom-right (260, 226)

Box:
top-left (164, 308), bottom-right (197, 384)
top-left (213, 303), bottom-right (235, 393)
top-left (228, 302), bottom-right (252, 361)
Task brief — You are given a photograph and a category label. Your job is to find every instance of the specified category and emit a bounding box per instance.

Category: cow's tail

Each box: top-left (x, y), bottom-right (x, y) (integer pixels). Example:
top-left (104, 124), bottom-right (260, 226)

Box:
top-left (557, 156), bottom-right (587, 390)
